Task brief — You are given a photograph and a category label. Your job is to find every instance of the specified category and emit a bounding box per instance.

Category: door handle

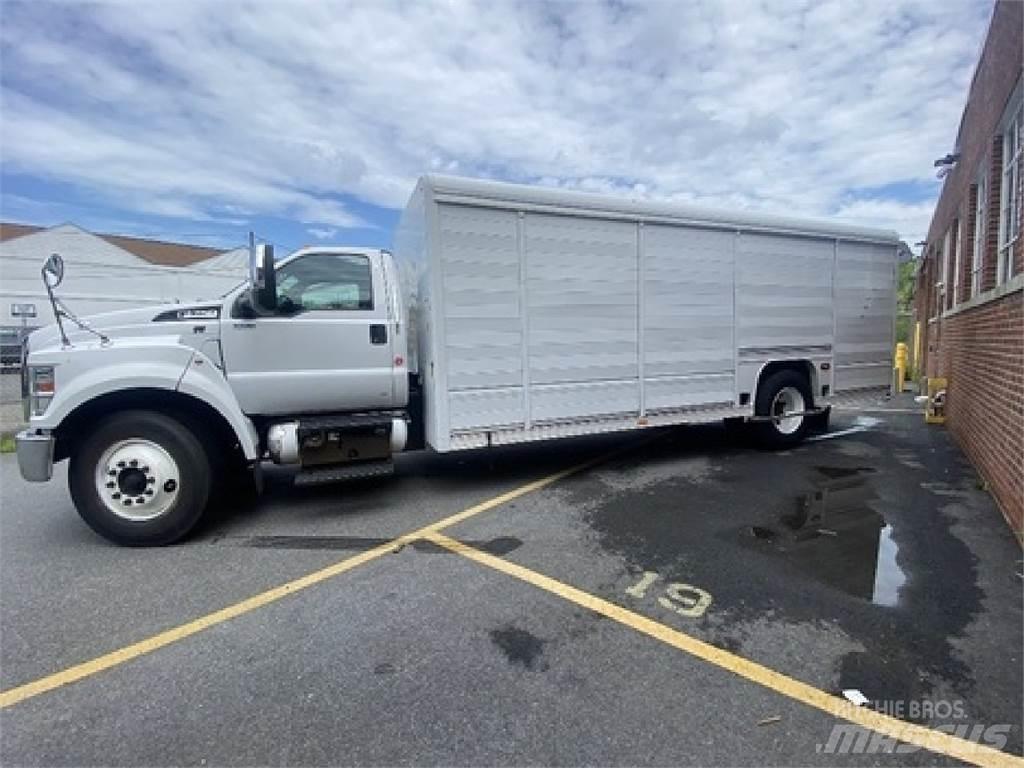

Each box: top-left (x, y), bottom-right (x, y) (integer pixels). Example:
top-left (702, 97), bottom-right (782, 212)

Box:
top-left (233, 322), bottom-right (256, 329)
top-left (370, 324), bottom-right (387, 344)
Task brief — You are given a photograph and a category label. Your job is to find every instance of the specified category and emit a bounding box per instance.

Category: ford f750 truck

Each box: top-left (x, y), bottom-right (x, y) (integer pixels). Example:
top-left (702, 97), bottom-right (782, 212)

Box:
top-left (17, 175), bottom-right (898, 545)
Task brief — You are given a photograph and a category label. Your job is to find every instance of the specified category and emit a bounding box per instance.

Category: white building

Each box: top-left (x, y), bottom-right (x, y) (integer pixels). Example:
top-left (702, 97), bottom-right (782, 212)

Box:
top-left (0, 223), bottom-right (248, 332)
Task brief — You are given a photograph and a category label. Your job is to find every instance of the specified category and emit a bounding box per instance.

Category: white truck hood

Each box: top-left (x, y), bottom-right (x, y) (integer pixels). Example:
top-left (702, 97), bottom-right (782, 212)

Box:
top-left (27, 301), bottom-right (225, 356)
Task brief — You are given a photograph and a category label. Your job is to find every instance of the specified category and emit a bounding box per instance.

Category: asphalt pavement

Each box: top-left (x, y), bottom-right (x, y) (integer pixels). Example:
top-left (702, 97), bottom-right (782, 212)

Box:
top-left (1, 402), bottom-right (1021, 766)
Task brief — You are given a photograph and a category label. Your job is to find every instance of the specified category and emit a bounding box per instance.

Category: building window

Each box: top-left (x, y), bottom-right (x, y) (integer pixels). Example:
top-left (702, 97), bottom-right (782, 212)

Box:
top-left (972, 171), bottom-right (986, 295)
top-left (998, 98), bottom-right (1022, 284)
top-left (940, 228), bottom-right (951, 310)
top-left (951, 219), bottom-right (961, 305)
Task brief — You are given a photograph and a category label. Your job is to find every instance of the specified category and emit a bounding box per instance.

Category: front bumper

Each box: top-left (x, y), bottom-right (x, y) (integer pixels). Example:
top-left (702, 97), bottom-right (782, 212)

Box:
top-left (16, 430), bottom-right (55, 482)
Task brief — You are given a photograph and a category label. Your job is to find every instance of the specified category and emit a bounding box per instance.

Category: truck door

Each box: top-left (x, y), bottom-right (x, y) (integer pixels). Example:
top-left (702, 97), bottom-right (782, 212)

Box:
top-left (220, 250), bottom-right (396, 415)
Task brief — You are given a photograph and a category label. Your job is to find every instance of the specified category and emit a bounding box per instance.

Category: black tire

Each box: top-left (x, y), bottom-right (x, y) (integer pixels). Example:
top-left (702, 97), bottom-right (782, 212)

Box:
top-left (753, 370), bottom-right (814, 449)
top-left (69, 410), bottom-right (211, 546)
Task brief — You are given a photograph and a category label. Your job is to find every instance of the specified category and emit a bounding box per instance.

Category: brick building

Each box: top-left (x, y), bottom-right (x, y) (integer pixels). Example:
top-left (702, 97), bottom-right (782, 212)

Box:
top-left (914, 0), bottom-right (1023, 536)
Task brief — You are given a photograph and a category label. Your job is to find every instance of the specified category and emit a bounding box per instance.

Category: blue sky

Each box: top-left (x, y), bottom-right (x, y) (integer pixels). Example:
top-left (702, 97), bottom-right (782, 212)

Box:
top-left (0, 0), bottom-right (993, 254)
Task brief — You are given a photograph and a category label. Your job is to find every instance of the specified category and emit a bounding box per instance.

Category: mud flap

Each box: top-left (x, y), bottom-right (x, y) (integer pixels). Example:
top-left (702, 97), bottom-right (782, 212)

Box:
top-left (806, 405), bottom-right (831, 434)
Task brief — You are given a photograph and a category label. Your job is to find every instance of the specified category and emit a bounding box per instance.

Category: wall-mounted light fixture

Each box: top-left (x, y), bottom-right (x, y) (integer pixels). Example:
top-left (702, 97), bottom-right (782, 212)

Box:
top-left (934, 152), bottom-right (960, 179)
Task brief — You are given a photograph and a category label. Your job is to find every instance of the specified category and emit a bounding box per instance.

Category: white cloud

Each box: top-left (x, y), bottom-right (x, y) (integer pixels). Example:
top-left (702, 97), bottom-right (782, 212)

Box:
top-left (0, 0), bottom-right (991, 245)
top-left (307, 226), bottom-right (338, 240)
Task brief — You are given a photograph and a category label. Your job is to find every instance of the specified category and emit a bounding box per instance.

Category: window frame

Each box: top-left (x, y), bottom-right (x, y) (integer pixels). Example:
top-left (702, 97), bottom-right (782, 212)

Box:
top-left (274, 252), bottom-right (375, 313)
top-left (972, 170), bottom-right (986, 296)
top-left (951, 218), bottom-right (961, 306)
top-left (940, 228), bottom-right (950, 310)
top-left (997, 95), bottom-right (1022, 285)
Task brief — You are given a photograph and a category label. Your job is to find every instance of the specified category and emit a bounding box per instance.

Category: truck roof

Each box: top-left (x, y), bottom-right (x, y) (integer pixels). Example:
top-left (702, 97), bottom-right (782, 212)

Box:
top-left (419, 174), bottom-right (900, 244)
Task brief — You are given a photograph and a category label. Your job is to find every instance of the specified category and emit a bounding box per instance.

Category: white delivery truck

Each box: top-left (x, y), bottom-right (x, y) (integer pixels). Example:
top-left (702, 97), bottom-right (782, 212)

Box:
top-left (16, 176), bottom-right (898, 545)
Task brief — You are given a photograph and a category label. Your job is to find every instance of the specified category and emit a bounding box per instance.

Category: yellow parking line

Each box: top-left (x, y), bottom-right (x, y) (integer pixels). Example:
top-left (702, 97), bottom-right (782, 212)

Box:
top-left (0, 446), bottom-right (624, 710)
top-left (426, 532), bottom-right (1023, 768)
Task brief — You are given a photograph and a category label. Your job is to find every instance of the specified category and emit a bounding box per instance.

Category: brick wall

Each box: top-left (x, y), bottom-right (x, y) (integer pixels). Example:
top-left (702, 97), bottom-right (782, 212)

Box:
top-left (939, 289), bottom-right (1024, 535)
top-left (912, 2), bottom-right (1024, 537)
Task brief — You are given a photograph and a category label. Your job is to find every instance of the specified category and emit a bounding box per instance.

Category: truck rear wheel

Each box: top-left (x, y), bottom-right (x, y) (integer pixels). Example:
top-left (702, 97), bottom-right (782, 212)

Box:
top-left (753, 370), bottom-right (813, 449)
top-left (69, 410), bottom-right (211, 546)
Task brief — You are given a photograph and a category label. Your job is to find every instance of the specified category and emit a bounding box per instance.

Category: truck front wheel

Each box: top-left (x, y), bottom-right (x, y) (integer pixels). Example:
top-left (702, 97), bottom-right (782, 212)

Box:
top-left (69, 410), bottom-right (211, 546)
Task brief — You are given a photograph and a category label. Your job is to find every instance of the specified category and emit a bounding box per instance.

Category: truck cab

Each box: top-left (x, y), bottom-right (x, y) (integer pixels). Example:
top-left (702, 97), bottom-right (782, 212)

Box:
top-left (221, 246), bottom-right (408, 415)
top-left (16, 246), bottom-right (411, 546)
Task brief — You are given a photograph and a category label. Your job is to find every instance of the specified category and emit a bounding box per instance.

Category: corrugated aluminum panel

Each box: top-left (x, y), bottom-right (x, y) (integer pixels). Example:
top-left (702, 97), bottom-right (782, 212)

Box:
top-left (834, 241), bottom-right (895, 391)
top-left (448, 401), bottom-right (747, 450)
top-left (530, 379), bottom-right (640, 422)
top-left (643, 225), bottom-right (734, 408)
top-left (645, 373), bottom-right (735, 411)
top-left (424, 174), bottom-right (899, 244)
top-left (397, 176), bottom-right (898, 452)
top-left (438, 205), bottom-right (523, 391)
top-left (449, 387), bottom-right (523, 430)
top-left (736, 233), bottom-right (835, 350)
top-left (524, 214), bottom-right (638, 386)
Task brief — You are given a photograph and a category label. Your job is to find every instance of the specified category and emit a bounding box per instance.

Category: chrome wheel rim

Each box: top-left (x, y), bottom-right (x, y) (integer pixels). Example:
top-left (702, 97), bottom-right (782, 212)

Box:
top-left (95, 439), bottom-right (180, 521)
top-left (771, 386), bottom-right (805, 435)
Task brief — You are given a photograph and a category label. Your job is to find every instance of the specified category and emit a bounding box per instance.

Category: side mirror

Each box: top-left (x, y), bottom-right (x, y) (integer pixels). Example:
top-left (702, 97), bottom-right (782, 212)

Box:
top-left (42, 253), bottom-right (64, 289)
top-left (235, 294), bottom-right (256, 319)
top-left (249, 243), bottom-right (277, 312)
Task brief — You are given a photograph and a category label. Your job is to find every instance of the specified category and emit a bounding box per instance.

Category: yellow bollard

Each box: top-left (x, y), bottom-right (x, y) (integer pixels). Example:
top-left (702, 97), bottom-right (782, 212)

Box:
top-left (894, 342), bottom-right (908, 392)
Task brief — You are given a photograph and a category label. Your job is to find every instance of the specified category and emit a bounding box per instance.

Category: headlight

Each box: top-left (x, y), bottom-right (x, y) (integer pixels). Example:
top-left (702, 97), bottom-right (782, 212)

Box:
top-left (27, 366), bottom-right (55, 418)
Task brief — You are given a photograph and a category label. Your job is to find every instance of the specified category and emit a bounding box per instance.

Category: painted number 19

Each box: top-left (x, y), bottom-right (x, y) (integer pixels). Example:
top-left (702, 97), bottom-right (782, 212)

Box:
top-left (625, 570), bottom-right (712, 618)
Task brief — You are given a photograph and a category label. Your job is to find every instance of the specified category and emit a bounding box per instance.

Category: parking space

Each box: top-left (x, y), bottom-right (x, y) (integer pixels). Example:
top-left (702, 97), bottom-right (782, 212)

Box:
top-left (1, 402), bottom-right (1021, 766)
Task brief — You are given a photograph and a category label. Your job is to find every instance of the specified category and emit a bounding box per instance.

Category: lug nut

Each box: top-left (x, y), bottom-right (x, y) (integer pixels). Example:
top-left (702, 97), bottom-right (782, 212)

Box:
top-left (106, 481), bottom-right (115, 489)
top-left (108, 469), bottom-right (117, 476)
top-left (112, 492), bottom-right (121, 500)
top-left (117, 460), bottom-right (126, 468)
top-left (145, 489), bottom-right (154, 496)
top-left (147, 477), bottom-right (155, 484)
top-left (122, 499), bottom-right (132, 506)
top-left (163, 479), bottom-right (177, 493)
top-left (129, 459), bottom-right (138, 467)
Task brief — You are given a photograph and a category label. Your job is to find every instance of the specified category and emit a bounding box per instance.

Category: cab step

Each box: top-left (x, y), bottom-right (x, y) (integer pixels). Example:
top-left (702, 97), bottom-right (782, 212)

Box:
top-left (294, 459), bottom-right (394, 487)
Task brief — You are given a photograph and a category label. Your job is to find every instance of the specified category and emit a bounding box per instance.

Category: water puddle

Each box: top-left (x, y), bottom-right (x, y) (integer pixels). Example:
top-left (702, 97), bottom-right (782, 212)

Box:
top-left (490, 625), bottom-right (548, 671)
top-left (745, 467), bottom-right (907, 606)
top-left (872, 524), bottom-right (905, 606)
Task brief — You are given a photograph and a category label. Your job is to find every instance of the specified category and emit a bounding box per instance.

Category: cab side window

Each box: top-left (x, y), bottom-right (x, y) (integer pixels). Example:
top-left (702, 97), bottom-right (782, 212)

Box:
top-left (275, 253), bottom-right (373, 312)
